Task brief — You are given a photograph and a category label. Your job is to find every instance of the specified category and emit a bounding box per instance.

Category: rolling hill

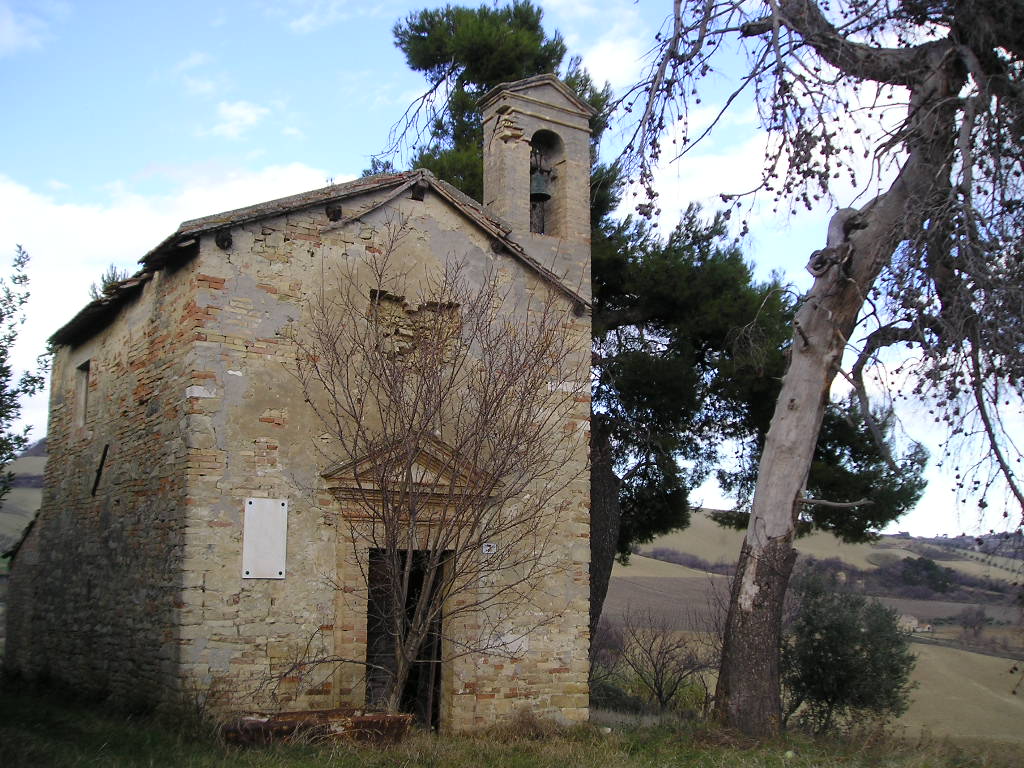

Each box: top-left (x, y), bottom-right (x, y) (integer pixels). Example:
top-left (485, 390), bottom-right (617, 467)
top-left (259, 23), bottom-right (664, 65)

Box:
top-left (638, 509), bottom-right (1022, 585)
top-left (0, 452), bottom-right (45, 568)
top-left (607, 512), bottom-right (1024, 743)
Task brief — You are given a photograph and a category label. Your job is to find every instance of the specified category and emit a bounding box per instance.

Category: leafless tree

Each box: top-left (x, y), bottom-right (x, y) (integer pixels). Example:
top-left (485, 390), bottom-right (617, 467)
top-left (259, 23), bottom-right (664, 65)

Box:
top-left (288, 214), bottom-right (588, 716)
top-left (619, 608), bottom-right (715, 713)
top-left (957, 605), bottom-right (988, 640)
top-left (618, 0), bottom-right (1024, 736)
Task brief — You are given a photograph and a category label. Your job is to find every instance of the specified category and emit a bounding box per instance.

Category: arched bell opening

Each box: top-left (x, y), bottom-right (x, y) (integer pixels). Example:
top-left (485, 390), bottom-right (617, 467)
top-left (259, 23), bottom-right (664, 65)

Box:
top-left (529, 130), bottom-right (564, 235)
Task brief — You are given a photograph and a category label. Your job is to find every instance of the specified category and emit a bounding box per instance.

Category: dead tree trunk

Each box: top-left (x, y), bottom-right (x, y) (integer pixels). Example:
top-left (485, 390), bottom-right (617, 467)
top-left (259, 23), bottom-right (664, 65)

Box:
top-left (714, 48), bottom-right (958, 735)
top-left (714, 222), bottom-right (891, 733)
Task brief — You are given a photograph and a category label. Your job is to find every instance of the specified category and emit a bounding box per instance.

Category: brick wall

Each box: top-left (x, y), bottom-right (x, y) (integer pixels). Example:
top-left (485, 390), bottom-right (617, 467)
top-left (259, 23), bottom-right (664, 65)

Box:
top-left (4, 264), bottom-right (197, 707)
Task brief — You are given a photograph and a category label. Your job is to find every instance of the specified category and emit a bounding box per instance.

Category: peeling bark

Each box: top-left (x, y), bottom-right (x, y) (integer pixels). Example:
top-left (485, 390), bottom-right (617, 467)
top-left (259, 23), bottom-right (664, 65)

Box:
top-left (715, 536), bottom-right (797, 737)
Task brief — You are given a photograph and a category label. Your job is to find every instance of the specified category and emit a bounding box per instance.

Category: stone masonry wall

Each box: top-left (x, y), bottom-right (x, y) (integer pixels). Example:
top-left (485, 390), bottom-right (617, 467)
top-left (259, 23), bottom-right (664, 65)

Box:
top-left (6, 176), bottom-right (590, 728)
top-left (172, 206), bottom-right (341, 714)
top-left (175, 190), bottom-right (590, 728)
top-left (4, 262), bottom-right (198, 707)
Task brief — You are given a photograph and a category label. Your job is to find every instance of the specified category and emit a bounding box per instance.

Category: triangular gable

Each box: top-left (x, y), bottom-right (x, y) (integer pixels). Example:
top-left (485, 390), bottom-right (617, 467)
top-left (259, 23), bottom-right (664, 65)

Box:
top-left (322, 435), bottom-right (493, 498)
top-left (478, 73), bottom-right (597, 119)
top-left (50, 169), bottom-right (588, 347)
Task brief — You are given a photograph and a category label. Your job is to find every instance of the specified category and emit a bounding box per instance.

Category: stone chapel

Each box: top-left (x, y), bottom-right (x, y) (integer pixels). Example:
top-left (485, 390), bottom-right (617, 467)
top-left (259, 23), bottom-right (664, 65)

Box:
top-left (4, 75), bottom-right (593, 730)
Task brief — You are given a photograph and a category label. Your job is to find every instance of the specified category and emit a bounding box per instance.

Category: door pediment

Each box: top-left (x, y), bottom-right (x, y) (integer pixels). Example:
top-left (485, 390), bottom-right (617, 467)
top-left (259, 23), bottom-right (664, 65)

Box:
top-left (322, 436), bottom-right (493, 507)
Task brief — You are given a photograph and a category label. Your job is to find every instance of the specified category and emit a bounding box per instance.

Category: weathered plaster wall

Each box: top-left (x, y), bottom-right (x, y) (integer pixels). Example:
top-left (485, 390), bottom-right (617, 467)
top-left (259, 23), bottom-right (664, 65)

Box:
top-left (173, 204), bottom-right (341, 713)
top-left (175, 190), bottom-right (590, 727)
top-left (4, 261), bottom-right (197, 707)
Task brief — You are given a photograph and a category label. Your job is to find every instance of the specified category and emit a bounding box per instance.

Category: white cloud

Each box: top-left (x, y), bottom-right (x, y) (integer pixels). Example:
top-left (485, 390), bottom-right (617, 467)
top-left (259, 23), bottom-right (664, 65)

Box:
top-left (568, 2), bottom-right (648, 91)
top-left (288, 1), bottom-right (352, 34)
top-left (183, 75), bottom-right (217, 96)
top-left (173, 51), bottom-right (209, 72)
top-left (0, 163), bottom-right (340, 437)
top-left (209, 100), bottom-right (271, 139)
top-left (45, 179), bottom-right (68, 191)
top-left (540, 0), bottom-right (600, 19)
top-left (169, 51), bottom-right (224, 97)
top-left (0, 1), bottom-right (49, 56)
top-left (282, 125), bottom-right (305, 139)
top-left (581, 34), bottom-right (646, 91)
top-left (0, 0), bottom-right (69, 55)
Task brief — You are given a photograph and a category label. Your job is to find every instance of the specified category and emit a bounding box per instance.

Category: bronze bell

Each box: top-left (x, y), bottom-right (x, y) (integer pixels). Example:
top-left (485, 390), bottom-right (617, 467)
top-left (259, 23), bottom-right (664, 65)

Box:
top-left (530, 168), bottom-right (552, 202)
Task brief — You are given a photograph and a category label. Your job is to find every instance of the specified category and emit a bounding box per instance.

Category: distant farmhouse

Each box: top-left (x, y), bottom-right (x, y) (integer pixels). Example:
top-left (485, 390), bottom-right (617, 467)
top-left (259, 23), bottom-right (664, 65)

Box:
top-left (4, 75), bottom-right (593, 730)
top-left (897, 614), bottom-right (932, 633)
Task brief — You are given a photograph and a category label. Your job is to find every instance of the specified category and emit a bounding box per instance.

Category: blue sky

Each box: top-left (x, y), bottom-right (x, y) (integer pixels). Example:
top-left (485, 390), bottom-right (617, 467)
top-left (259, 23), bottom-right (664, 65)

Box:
top-left (0, 1), bottom-right (1004, 536)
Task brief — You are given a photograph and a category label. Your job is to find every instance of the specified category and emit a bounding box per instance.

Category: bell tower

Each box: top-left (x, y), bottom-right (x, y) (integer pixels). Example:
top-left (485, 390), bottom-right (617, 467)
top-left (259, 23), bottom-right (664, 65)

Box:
top-left (479, 75), bottom-right (596, 299)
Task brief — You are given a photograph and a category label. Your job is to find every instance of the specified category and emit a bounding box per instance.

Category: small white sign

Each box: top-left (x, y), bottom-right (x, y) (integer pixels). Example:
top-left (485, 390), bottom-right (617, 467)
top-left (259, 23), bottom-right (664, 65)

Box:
top-left (242, 498), bottom-right (288, 579)
top-left (481, 542), bottom-right (497, 555)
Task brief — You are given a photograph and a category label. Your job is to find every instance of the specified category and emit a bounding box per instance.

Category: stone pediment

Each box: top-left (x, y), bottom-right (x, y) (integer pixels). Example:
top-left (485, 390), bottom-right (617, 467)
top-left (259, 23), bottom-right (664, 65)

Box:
top-left (478, 73), bottom-right (597, 119)
top-left (321, 435), bottom-right (493, 504)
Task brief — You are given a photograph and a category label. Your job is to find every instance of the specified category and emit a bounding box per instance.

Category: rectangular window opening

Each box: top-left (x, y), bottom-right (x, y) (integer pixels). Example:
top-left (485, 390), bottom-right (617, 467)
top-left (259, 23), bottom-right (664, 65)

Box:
top-left (74, 360), bottom-right (91, 428)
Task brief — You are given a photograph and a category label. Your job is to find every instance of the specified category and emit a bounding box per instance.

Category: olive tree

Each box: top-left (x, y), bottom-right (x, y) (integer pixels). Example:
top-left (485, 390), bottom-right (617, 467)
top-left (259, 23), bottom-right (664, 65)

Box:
top-left (782, 570), bottom-right (916, 734)
top-left (0, 246), bottom-right (43, 515)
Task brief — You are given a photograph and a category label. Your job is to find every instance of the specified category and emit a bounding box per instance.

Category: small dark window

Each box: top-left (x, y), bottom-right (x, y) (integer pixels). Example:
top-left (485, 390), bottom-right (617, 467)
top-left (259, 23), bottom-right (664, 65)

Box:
top-left (74, 360), bottom-right (91, 427)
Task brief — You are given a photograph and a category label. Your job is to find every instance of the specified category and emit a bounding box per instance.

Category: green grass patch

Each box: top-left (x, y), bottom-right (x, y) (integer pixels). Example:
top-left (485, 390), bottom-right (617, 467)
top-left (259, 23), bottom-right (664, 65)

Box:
top-left (0, 683), bottom-right (1019, 767)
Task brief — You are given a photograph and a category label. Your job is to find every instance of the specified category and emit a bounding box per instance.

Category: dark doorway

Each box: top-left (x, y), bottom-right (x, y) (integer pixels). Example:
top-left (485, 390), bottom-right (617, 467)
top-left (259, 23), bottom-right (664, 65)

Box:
top-left (365, 549), bottom-right (444, 729)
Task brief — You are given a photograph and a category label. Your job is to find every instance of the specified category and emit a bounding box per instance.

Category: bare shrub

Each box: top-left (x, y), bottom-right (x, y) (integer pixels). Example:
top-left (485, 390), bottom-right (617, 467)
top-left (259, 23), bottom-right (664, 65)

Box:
top-left (618, 608), bottom-right (714, 714)
top-left (957, 606), bottom-right (988, 641)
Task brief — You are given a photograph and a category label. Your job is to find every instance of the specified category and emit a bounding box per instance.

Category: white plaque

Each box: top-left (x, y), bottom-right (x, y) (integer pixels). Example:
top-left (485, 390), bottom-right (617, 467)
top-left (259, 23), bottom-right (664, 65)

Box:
top-left (242, 498), bottom-right (288, 579)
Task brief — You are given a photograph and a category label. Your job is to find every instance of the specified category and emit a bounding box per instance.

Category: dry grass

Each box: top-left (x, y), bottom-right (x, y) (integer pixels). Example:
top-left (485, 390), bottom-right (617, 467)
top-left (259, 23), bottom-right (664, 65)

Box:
top-left (0, 456), bottom-right (45, 544)
top-left (901, 643), bottom-right (1024, 742)
top-left (605, 571), bottom-right (728, 628)
top-left (0, 684), bottom-right (1021, 768)
top-left (609, 548), bottom-right (1024, 743)
top-left (650, 510), bottom-right (909, 571)
top-left (613, 554), bottom-right (710, 579)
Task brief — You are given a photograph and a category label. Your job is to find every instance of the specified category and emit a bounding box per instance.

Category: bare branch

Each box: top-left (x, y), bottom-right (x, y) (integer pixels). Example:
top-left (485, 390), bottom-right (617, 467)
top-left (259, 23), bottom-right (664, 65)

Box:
top-left (282, 211), bottom-right (587, 712)
top-left (797, 496), bottom-right (873, 509)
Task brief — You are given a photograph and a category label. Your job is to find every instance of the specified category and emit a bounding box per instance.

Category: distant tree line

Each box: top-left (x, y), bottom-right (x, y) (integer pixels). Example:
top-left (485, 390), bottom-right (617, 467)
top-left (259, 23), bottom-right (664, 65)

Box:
top-left (636, 547), bottom-right (734, 577)
top-left (640, 549), bottom-right (1012, 604)
top-left (800, 555), bottom-right (1010, 603)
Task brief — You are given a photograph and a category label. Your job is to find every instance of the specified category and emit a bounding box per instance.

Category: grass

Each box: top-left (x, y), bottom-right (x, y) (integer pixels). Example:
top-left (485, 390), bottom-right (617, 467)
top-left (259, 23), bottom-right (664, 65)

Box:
top-left (0, 684), bottom-right (1021, 768)
top-left (902, 643), bottom-right (1024, 742)
top-left (603, 571), bottom-right (1024, 743)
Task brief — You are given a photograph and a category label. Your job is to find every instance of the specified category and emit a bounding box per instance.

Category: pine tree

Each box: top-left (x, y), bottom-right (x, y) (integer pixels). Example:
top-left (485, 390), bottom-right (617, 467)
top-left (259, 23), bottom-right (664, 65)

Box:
top-left (386, 2), bottom-right (927, 635)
